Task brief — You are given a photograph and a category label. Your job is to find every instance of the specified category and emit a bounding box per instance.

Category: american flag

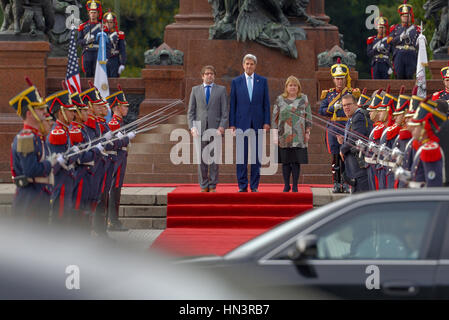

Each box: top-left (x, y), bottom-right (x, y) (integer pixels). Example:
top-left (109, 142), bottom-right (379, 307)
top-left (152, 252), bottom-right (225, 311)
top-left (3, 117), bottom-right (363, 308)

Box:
top-left (65, 27), bottom-right (82, 93)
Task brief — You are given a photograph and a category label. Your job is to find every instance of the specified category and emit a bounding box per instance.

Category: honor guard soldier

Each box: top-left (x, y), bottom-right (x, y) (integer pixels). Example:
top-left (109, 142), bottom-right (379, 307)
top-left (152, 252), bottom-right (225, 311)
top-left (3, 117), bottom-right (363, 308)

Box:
top-left (391, 89), bottom-right (412, 188)
top-left (92, 98), bottom-right (117, 236)
top-left (46, 90), bottom-right (78, 225)
top-left (103, 10), bottom-right (126, 78)
top-left (70, 89), bottom-right (98, 227)
top-left (106, 87), bottom-right (136, 231)
top-left (376, 90), bottom-right (397, 189)
top-left (406, 100), bottom-right (447, 187)
top-left (367, 16), bottom-right (392, 79)
top-left (78, 87), bottom-right (106, 230)
top-left (9, 80), bottom-right (55, 221)
top-left (365, 89), bottom-right (385, 190)
top-left (431, 64), bottom-right (449, 110)
top-left (387, 1), bottom-right (420, 79)
top-left (77, 0), bottom-right (103, 77)
top-left (435, 100), bottom-right (449, 186)
top-left (319, 58), bottom-right (360, 193)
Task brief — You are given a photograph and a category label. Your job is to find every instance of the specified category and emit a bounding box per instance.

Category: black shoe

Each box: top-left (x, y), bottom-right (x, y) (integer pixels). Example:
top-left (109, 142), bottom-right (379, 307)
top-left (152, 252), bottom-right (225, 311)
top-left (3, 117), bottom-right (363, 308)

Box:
top-left (251, 189), bottom-right (258, 192)
top-left (108, 221), bottom-right (129, 232)
top-left (292, 185), bottom-right (298, 193)
top-left (238, 188), bottom-right (248, 192)
top-left (332, 183), bottom-right (341, 194)
top-left (283, 185), bottom-right (291, 192)
top-left (342, 183), bottom-right (351, 194)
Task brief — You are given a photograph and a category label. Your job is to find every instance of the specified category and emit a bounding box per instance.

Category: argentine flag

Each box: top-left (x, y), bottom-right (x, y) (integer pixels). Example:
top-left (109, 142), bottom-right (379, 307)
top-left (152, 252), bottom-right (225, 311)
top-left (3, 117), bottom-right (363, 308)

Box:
top-left (94, 28), bottom-right (110, 101)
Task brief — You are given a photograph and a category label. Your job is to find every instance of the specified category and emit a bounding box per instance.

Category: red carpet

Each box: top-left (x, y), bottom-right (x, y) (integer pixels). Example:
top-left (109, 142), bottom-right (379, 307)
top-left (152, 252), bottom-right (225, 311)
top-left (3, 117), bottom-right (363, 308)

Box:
top-left (151, 184), bottom-right (314, 256)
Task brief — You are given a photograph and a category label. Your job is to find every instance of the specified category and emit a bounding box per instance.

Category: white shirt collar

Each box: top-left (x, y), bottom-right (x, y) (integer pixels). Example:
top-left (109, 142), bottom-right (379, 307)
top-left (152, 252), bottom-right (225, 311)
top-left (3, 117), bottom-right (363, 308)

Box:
top-left (245, 73), bottom-right (254, 80)
top-left (203, 83), bottom-right (214, 87)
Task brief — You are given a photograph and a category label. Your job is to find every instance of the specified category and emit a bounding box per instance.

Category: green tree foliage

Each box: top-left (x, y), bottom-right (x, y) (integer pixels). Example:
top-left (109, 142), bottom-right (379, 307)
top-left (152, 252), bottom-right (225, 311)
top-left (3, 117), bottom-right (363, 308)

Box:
top-left (81, 0), bottom-right (179, 77)
top-left (326, 0), bottom-right (435, 79)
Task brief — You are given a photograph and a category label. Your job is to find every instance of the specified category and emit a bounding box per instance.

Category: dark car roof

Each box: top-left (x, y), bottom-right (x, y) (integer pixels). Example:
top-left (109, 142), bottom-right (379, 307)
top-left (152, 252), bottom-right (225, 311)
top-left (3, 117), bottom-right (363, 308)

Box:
top-left (225, 188), bottom-right (449, 260)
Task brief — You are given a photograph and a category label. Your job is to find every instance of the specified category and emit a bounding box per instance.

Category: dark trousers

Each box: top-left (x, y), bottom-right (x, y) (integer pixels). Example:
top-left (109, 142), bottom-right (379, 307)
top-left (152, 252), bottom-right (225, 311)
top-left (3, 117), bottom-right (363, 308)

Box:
top-left (236, 129), bottom-right (261, 191)
top-left (107, 55), bottom-right (120, 78)
top-left (394, 50), bottom-right (417, 79)
top-left (82, 50), bottom-right (97, 77)
top-left (353, 175), bottom-right (370, 193)
top-left (282, 163), bottom-right (300, 191)
top-left (372, 62), bottom-right (389, 79)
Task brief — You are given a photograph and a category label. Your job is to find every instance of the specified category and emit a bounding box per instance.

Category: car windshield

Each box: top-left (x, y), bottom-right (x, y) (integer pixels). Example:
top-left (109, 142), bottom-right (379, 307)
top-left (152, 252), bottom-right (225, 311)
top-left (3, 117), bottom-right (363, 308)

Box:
top-left (225, 195), bottom-right (355, 260)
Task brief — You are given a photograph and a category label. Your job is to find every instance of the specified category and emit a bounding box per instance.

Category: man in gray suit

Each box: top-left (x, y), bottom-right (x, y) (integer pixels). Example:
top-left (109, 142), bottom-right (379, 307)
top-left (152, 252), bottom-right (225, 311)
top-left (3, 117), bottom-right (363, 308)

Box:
top-left (188, 65), bottom-right (228, 192)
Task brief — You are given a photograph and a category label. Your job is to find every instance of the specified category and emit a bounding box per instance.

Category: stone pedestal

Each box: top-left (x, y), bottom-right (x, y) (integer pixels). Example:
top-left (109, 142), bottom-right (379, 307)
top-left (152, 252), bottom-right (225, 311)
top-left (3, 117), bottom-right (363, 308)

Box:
top-left (47, 57), bottom-right (68, 78)
top-left (140, 66), bottom-right (186, 115)
top-left (428, 60), bottom-right (447, 80)
top-left (164, 0), bottom-right (340, 74)
top-left (0, 41), bottom-right (50, 114)
top-left (185, 39), bottom-right (319, 107)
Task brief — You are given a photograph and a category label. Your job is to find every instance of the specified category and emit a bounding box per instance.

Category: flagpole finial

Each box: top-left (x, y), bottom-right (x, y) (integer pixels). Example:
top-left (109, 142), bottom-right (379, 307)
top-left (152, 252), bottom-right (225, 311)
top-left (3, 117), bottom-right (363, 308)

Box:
top-left (25, 77), bottom-right (33, 86)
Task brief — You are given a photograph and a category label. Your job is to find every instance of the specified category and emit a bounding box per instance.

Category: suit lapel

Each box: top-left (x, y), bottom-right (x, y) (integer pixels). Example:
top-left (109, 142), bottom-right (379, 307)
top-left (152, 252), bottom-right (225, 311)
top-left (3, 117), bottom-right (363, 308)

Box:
top-left (198, 84), bottom-right (206, 107)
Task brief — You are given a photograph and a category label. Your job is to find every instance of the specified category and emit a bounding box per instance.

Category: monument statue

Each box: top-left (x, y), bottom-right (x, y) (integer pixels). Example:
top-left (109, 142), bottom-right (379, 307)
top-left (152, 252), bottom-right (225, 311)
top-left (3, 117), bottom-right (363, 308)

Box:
top-left (48, 0), bottom-right (82, 56)
top-left (424, 0), bottom-right (449, 58)
top-left (0, 0), bottom-right (55, 37)
top-left (144, 43), bottom-right (184, 66)
top-left (208, 0), bottom-right (324, 59)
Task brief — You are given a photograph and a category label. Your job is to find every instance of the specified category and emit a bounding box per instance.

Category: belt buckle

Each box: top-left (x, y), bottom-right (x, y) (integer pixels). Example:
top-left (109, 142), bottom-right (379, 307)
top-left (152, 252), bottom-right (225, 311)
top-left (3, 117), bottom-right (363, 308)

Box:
top-left (404, 45), bottom-right (409, 50)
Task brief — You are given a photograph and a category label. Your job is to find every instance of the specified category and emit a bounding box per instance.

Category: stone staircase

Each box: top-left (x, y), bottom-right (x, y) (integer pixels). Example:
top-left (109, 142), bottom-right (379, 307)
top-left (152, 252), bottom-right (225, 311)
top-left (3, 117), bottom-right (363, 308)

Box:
top-left (124, 113), bottom-right (332, 185)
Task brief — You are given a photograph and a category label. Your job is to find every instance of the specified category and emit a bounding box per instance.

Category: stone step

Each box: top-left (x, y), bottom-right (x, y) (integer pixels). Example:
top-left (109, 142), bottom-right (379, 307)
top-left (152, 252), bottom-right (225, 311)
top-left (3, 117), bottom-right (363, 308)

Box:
top-left (129, 141), bottom-right (328, 154)
top-left (119, 205), bottom-right (167, 218)
top-left (127, 152), bottom-right (332, 165)
top-left (120, 217), bottom-right (166, 229)
top-left (126, 163), bottom-right (330, 174)
top-left (123, 173), bottom-right (332, 184)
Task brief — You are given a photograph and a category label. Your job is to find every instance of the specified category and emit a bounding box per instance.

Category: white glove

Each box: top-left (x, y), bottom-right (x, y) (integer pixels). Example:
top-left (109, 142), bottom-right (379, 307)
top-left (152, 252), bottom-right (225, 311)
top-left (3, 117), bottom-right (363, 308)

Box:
top-left (95, 143), bottom-right (104, 152)
top-left (388, 68), bottom-right (393, 75)
top-left (400, 32), bottom-right (407, 41)
top-left (103, 131), bottom-right (113, 140)
top-left (127, 131), bottom-right (136, 140)
top-left (70, 145), bottom-right (80, 153)
top-left (57, 154), bottom-right (66, 166)
top-left (117, 131), bottom-right (124, 139)
top-left (87, 34), bottom-right (95, 44)
top-left (118, 65), bottom-right (125, 75)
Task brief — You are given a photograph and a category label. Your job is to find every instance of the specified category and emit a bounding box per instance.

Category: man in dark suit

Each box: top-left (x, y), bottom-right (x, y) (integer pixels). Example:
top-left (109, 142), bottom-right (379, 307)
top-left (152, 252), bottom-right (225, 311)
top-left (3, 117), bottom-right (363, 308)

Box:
top-left (229, 54), bottom-right (271, 192)
top-left (188, 65), bottom-right (228, 192)
top-left (337, 94), bottom-right (372, 194)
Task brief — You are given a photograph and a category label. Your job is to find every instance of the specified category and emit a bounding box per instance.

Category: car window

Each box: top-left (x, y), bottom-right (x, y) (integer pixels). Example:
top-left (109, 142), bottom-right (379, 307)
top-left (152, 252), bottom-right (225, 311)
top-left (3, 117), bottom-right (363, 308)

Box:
top-left (268, 201), bottom-right (439, 261)
top-left (314, 202), bottom-right (438, 260)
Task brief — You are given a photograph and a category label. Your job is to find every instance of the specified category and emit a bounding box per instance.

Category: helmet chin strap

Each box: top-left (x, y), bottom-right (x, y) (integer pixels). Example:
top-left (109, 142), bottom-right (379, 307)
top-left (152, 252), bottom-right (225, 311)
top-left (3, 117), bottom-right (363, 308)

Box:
top-left (61, 107), bottom-right (69, 124)
top-left (27, 105), bottom-right (46, 135)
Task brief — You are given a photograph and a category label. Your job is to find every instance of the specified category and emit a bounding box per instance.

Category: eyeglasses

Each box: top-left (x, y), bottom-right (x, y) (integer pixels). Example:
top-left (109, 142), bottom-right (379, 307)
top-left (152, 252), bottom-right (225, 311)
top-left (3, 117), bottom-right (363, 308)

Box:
top-left (203, 72), bottom-right (215, 75)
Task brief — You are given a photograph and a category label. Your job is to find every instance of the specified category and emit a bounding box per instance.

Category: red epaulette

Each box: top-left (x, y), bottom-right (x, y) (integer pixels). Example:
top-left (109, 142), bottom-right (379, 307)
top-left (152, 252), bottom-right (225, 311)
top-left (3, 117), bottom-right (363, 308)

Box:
top-left (420, 141), bottom-right (442, 162)
top-left (49, 128), bottom-right (68, 145)
top-left (367, 36), bottom-right (376, 45)
top-left (390, 24), bottom-right (397, 33)
top-left (399, 128), bottom-right (412, 140)
top-left (108, 120), bottom-right (120, 131)
top-left (69, 128), bottom-right (83, 145)
top-left (372, 124), bottom-right (385, 140)
top-left (386, 124), bottom-right (401, 141)
top-left (431, 91), bottom-right (442, 101)
top-left (78, 21), bottom-right (88, 32)
top-left (85, 116), bottom-right (97, 129)
top-left (416, 25), bottom-right (422, 33)
top-left (118, 31), bottom-right (125, 40)
top-left (412, 139), bottom-right (421, 151)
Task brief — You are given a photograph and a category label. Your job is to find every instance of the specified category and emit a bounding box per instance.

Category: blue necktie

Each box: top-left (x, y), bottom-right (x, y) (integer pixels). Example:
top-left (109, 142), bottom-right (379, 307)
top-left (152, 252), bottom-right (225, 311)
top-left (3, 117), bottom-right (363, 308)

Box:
top-left (247, 76), bottom-right (253, 102)
top-left (205, 85), bottom-right (211, 105)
